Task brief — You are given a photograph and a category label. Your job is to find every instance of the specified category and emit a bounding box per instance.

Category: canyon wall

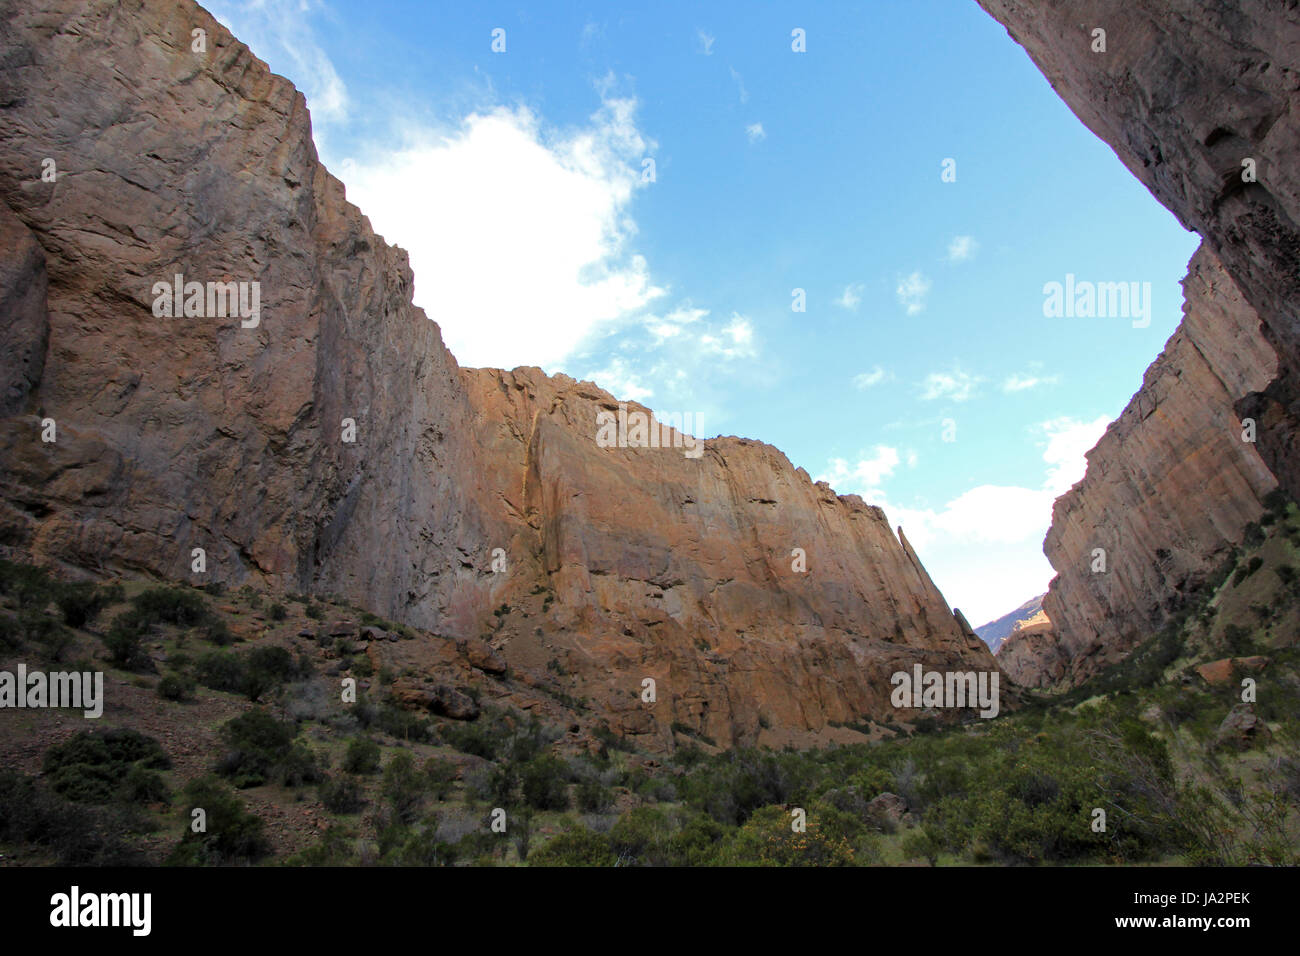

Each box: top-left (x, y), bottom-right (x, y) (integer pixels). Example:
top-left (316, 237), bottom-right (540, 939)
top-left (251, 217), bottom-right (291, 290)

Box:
top-left (995, 610), bottom-right (1068, 689)
top-left (1042, 247), bottom-right (1277, 681)
top-left (979, 0), bottom-right (1298, 681)
top-left (0, 0), bottom-right (995, 748)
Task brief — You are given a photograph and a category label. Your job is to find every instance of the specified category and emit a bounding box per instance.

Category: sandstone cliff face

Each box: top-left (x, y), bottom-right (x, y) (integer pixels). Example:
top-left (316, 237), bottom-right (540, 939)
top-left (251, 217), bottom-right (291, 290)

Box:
top-left (457, 368), bottom-right (994, 748)
top-left (979, 0), bottom-right (1297, 681)
top-left (0, 0), bottom-right (482, 639)
top-left (0, 0), bottom-right (996, 748)
top-left (977, 0), bottom-right (1300, 496)
top-left (1042, 247), bottom-right (1278, 682)
top-left (995, 610), bottom-right (1068, 689)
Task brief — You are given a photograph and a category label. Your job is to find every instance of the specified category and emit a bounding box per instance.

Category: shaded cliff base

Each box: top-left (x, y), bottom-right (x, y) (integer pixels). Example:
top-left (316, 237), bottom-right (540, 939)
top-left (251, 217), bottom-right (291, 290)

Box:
top-left (2, 539), bottom-right (1296, 866)
top-left (1008, 491), bottom-right (1300, 697)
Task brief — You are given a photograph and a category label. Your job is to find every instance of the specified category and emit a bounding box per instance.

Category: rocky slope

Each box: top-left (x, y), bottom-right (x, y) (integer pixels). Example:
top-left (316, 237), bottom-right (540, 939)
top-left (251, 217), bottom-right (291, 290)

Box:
top-left (995, 610), bottom-right (1069, 689)
top-left (975, 594), bottom-right (1044, 653)
top-left (0, 0), bottom-right (995, 749)
top-left (979, 0), bottom-right (1298, 682)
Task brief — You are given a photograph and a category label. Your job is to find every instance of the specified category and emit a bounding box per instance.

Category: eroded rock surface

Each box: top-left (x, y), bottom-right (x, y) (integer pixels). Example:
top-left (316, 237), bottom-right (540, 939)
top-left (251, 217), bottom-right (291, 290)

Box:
top-left (979, 0), bottom-right (1298, 681)
top-left (0, 0), bottom-right (996, 748)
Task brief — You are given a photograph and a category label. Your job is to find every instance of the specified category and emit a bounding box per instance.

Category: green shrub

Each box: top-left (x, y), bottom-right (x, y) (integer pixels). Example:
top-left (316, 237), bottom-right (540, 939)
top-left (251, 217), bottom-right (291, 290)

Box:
top-left (54, 581), bottom-right (113, 628)
top-left (133, 587), bottom-right (210, 627)
top-left (21, 611), bottom-right (75, 661)
top-left (528, 827), bottom-right (616, 867)
top-left (102, 609), bottom-right (155, 671)
top-left (216, 707), bottom-right (318, 789)
top-left (42, 729), bottom-right (171, 804)
top-left (168, 776), bottom-right (271, 865)
top-left (0, 770), bottom-right (142, 865)
top-left (268, 603), bottom-right (287, 621)
top-left (577, 776), bottom-right (613, 812)
top-left (424, 757), bottom-right (458, 801)
top-left (195, 650), bottom-right (245, 693)
top-left (242, 645), bottom-right (297, 701)
top-left (720, 805), bottom-right (855, 866)
top-left (121, 764), bottom-right (170, 803)
top-left (343, 737), bottom-right (382, 775)
top-left (318, 775), bottom-right (365, 814)
top-left (521, 754), bottom-right (571, 811)
top-left (0, 560), bottom-right (54, 610)
top-left (157, 671), bottom-right (195, 702)
top-left (201, 617), bottom-right (235, 646)
top-left (0, 614), bottom-right (21, 649)
top-left (381, 751), bottom-right (426, 824)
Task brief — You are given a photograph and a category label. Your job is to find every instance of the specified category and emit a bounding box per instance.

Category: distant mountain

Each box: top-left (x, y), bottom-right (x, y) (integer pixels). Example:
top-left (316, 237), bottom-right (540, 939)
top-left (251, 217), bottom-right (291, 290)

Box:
top-left (975, 595), bottom-right (1045, 653)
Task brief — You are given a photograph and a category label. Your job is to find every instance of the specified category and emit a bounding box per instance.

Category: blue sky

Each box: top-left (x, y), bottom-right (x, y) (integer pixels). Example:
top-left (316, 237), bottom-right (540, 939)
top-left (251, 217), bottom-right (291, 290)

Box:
top-left (205, 0), bottom-right (1201, 625)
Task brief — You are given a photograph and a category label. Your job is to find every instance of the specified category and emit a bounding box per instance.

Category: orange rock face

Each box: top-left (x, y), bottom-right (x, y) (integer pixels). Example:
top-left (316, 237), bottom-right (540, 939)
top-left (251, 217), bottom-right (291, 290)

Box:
top-left (995, 610), bottom-right (1068, 689)
top-left (979, 0), bottom-right (1299, 681)
top-left (459, 368), bottom-right (996, 747)
top-left (1041, 247), bottom-right (1278, 683)
top-left (0, 0), bottom-right (996, 748)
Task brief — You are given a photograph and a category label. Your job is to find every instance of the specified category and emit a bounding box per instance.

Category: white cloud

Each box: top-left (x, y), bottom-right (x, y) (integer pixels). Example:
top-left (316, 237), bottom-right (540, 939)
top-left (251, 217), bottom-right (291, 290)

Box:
top-left (946, 235), bottom-right (978, 263)
top-left (835, 283), bottom-right (864, 310)
top-left (698, 313), bottom-right (756, 359)
top-left (1041, 415), bottom-right (1109, 494)
top-left (205, 0), bottom-right (350, 138)
top-left (335, 95), bottom-right (664, 370)
top-left (745, 122), bottom-right (766, 143)
top-left (730, 66), bottom-right (749, 104)
top-left (816, 446), bottom-right (901, 500)
top-left (853, 366), bottom-right (889, 389)
top-left (584, 356), bottom-right (653, 403)
top-left (826, 415), bottom-right (1112, 623)
top-left (1002, 373), bottom-right (1060, 393)
top-left (896, 271), bottom-right (931, 314)
top-left (645, 305), bottom-right (707, 343)
top-left (697, 29), bottom-right (715, 55)
top-left (920, 369), bottom-right (982, 402)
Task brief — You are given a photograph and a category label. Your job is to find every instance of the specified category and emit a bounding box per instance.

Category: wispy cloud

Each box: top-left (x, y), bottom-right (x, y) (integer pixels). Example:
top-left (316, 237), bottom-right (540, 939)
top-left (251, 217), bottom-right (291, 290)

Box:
top-left (946, 235), bottom-right (978, 263)
top-left (729, 66), bottom-right (748, 103)
top-left (699, 313), bottom-right (756, 359)
top-left (853, 366), bottom-right (890, 389)
top-left (920, 368), bottom-right (981, 402)
top-left (745, 122), bottom-right (766, 143)
top-left (835, 283), bottom-right (864, 310)
top-left (697, 28), bottom-right (715, 55)
top-left (896, 271), bottom-right (931, 314)
top-left (205, 0), bottom-right (350, 141)
top-left (1001, 373), bottom-right (1059, 393)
